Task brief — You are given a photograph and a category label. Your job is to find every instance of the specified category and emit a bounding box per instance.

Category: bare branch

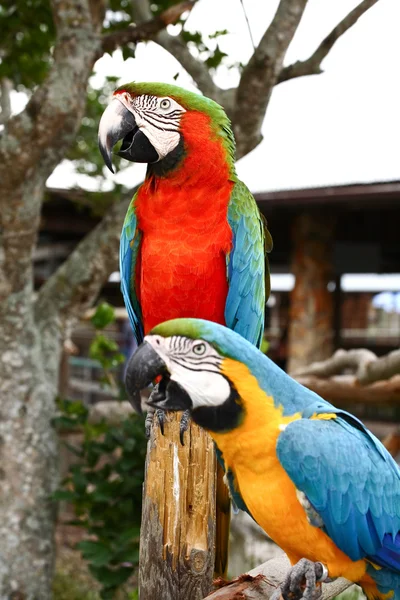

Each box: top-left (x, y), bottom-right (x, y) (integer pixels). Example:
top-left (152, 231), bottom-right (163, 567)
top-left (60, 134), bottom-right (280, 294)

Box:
top-left (233, 0), bottom-right (308, 159)
top-left (0, 78), bottom-right (12, 125)
top-left (35, 192), bottom-right (133, 327)
top-left (296, 374), bottom-right (400, 406)
top-left (358, 348), bottom-right (400, 385)
top-left (157, 31), bottom-right (226, 103)
top-left (204, 555), bottom-right (352, 599)
top-left (294, 347), bottom-right (400, 386)
top-left (101, 1), bottom-right (197, 55)
top-left (293, 348), bottom-right (377, 379)
top-left (277, 0), bottom-right (380, 84)
top-left (239, 0), bottom-right (256, 52)
top-left (132, 0), bottom-right (226, 106)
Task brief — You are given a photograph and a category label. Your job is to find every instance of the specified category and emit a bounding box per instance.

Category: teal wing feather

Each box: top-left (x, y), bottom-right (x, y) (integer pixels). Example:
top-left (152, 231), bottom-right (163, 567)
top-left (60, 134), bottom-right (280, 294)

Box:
top-left (225, 180), bottom-right (272, 348)
top-left (119, 193), bottom-right (143, 345)
top-left (276, 417), bottom-right (400, 564)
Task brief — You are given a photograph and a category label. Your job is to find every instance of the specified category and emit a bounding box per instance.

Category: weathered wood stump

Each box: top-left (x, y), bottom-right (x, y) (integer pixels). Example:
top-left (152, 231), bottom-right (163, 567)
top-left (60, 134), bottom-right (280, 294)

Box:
top-left (139, 412), bottom-right (217, 599)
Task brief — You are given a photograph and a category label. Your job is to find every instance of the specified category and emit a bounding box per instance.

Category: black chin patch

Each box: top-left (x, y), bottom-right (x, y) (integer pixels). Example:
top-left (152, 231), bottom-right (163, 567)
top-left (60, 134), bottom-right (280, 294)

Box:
top-left (147, 135), bottom-right (185, 177)
top-left (118, 129), bottom-right (159, 164)
top-left (192, 385), bottom-right (243, 433)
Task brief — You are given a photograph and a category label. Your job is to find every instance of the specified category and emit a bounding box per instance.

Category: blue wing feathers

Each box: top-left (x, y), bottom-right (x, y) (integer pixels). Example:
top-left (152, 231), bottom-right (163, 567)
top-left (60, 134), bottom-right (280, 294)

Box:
top-left (119, 195), bottom-right (144, 345)
top-left (225, 180), bottom-right (269, 348)
top-left (277, 418), bottom-right (400, 564)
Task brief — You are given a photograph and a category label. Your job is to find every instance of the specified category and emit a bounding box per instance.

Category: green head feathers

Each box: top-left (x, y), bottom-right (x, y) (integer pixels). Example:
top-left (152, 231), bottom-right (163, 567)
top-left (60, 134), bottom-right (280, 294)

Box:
top-left (115, 81), bottom-right (236, 167)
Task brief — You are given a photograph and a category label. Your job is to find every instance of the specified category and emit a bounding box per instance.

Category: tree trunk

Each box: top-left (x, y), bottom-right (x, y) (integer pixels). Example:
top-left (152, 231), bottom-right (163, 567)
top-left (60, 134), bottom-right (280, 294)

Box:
top-left (287, 213), bottom-right (335, 374)
top-left (139, 413), bottom-right (216, 600)
top-left (0, 302), bottom-right (61, 598)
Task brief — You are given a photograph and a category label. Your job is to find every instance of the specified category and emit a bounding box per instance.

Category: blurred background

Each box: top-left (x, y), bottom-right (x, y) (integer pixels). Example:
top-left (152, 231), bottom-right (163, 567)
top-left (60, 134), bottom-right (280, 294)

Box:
top-left (1, 0), bottom-right (400, 598)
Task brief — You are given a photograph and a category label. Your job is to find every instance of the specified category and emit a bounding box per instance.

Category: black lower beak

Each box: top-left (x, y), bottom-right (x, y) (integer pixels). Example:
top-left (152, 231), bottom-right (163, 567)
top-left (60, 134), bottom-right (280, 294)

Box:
top-left (125, 342), bottom-right (168, 414)
top-left (98, 98), bottom-right (159, 173)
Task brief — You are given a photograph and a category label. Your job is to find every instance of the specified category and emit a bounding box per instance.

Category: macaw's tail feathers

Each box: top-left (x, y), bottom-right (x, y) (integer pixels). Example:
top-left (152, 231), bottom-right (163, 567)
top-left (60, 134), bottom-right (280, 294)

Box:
top-left (214, 461), bottom-right (231, 578)
top-left (361, 562), bottom-right (400, 600)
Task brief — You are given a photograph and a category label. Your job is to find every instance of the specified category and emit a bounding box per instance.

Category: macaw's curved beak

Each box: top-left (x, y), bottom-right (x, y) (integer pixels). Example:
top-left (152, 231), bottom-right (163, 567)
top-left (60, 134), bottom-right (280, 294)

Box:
top-left (124, 341), bottom-right (169, 414)
top-left (98, 98), bottom-right (159, 173)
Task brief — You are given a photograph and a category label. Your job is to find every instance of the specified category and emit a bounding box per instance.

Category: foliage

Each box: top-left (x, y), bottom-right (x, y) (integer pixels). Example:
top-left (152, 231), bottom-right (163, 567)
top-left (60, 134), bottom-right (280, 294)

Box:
top-left (53, 304), bottom-right (147, 599)
top-left (261, 335), bottom-right (270, 355)
top-left (89, 302), bottom-right (126, 389)
top-left (0, 0), bottom-right (236, 193)
top-left (0, 0), bottom-right (55, 87)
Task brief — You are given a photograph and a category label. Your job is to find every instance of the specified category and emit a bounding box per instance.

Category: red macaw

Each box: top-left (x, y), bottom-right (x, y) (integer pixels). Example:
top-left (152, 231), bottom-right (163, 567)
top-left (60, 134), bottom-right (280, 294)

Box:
top-left (98, 82), bottom-right (272, 576)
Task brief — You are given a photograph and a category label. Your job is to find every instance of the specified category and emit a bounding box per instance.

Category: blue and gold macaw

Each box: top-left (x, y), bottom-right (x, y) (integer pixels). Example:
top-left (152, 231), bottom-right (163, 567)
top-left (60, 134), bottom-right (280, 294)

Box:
top-left (126, 317), bottom-right (400, 600)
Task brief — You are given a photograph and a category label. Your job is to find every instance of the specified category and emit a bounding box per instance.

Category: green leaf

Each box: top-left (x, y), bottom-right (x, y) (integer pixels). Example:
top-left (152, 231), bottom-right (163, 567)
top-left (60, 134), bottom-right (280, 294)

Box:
top-left (89, 564), bottom-right (133, 587)
top-left (77, 540), bottom-right (114, 567)
top-left (261, 337), bottom-right (270, 354)
top-left (209, 29), bottom-right (229, 39)
top-left (52, 489), bottom-right (76, 502)
top-left (205, 44), bottom-right (228, 70)
top-left (91, 302), bottom-right (116, 329)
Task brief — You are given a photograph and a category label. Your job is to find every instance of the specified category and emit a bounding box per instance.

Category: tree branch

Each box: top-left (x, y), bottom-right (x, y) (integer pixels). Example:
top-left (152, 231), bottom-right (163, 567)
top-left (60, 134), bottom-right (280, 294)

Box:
top-left (0, 0), bottom-right (101, 192)
top-left (277, 0), bottom-right (380, 84)
top-left (101, 0), bottom-right (197, 55)
top-left (131, 0), bottom-right (227, 108)
top-left (0, 78), bottom-right (12, 125)
top-left (204, 555), bottom-right (352, 599)
top-left (293, 348), bottom-right (377, 379)
top-left (35, 192), bottom-right (133, 327)
top-left (233, 0), bottom-right (308, 159)
top-left (294, 347), bottom-right (400, 386)
top-left (358, 348), bottom-right (400, 385)
top-left (296, 374), bottom-right (400, 406)
top-left (0, 0), bottom-right (101, 309)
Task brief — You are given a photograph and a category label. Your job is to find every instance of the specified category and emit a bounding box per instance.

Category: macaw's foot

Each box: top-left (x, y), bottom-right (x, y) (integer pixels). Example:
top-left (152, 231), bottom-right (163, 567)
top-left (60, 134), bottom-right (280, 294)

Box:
top-left (273, 559), bottom-right (328, 600)
top-left (179, 409), bottom-right (191, 446)
top-left (145, 380), bottom-right (168, 438)
top-left (144, 408), bottom-right (166, 438)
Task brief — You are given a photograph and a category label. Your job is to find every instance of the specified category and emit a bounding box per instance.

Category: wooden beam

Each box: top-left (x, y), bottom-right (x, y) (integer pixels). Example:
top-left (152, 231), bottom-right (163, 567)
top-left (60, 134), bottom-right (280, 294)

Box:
top-left (287, 213), bottom-right (335, 373)
top-left (254, 181), bottom-right (400, 210)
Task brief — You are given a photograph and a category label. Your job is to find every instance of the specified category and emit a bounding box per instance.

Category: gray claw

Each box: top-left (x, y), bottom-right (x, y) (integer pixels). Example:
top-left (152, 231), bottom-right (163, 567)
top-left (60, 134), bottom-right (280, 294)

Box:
top-left (155, 408), bottom-right (165, 436)
top-left (179, 409), bottom-right (191, 445)
top-left (144, 408), bottom-right (166, 438)
top-left (280, 559), bottom-right (326, 600)
top-left (145, 410), bottom-right (154, 439)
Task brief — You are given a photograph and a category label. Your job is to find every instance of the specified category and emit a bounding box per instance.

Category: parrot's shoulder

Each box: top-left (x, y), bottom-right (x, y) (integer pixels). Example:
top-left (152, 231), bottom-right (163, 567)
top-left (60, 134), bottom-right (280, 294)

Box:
top-left (228, 179), bottom-right (273, 250)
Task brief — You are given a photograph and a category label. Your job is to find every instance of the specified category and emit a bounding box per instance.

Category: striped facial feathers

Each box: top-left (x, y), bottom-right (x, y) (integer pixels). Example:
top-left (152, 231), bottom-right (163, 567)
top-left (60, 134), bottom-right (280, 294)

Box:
top-left (115, 92), bottom-right (186, 160)
top-left (145, 334), bottom-right (230, 409)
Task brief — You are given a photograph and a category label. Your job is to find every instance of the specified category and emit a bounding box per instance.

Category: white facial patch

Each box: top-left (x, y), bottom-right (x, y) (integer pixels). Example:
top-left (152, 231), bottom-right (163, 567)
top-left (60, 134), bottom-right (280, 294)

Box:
top-left (118, 93), bottom-right (186, 161)
top-left (171, 366), bottom-right (230, 409)
top-left (145, 335), bottom-right (231, 409)
top-left (133, 112), bottom-right (181, 160)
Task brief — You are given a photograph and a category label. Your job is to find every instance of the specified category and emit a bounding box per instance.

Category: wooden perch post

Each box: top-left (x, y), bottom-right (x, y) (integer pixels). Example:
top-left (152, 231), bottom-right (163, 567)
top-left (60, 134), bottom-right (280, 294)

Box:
top-left (139, 413), bottom-right (217, 600)
top-left (203, 555), bottom-right (353, 600)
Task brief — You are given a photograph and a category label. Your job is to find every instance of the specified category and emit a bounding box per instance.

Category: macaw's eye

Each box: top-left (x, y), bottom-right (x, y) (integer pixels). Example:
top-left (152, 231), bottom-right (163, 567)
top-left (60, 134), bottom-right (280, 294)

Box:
top-left (160, 98), bottom-right (171, 110)
top-left (193, 343), bottom-right (206, 356)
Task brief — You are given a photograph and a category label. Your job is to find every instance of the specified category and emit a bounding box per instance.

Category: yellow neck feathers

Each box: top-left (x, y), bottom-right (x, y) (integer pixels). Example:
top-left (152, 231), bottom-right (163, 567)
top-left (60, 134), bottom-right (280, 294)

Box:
top-left (210, 358), bottom-right (301, 471)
